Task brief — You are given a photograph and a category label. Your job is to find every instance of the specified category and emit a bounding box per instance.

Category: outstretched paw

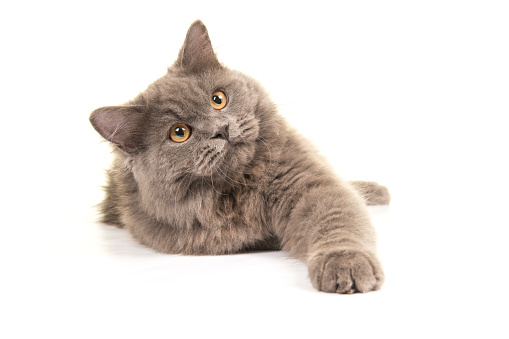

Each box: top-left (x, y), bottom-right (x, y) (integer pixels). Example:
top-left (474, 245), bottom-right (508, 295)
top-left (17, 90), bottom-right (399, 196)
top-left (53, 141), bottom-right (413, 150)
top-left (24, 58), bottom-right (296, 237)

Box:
top-left (308, 250), bottom-right (384, 294)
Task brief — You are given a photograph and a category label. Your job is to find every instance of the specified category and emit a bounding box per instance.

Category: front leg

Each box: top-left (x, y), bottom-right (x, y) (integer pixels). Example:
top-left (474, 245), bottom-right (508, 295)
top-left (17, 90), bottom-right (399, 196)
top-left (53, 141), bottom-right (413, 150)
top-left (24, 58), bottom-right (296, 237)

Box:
top-left (274, 183), bottom-right (384, 293)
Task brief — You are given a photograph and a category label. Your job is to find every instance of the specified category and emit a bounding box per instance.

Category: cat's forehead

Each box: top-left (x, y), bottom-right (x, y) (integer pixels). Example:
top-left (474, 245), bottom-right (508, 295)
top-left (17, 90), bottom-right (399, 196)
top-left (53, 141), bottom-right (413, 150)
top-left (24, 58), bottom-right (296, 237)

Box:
top-left (151, 70), bottom-right (243, 99)
top-left (139, 69), bottom-right (256, 117)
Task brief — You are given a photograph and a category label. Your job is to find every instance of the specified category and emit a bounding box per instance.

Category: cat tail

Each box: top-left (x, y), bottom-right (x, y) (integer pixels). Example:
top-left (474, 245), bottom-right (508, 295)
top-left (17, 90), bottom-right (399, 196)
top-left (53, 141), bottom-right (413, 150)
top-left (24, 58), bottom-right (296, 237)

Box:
top-left (348, 181), bottom-right (391, 206)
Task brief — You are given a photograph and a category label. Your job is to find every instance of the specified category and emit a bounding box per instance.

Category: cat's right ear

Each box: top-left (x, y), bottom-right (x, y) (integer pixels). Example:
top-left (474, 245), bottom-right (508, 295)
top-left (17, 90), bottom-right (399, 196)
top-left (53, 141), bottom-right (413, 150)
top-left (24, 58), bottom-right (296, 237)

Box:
top-left (176, 20), bottom-right (220, 73)
top-left (89, 105), bottom-right (145, 154)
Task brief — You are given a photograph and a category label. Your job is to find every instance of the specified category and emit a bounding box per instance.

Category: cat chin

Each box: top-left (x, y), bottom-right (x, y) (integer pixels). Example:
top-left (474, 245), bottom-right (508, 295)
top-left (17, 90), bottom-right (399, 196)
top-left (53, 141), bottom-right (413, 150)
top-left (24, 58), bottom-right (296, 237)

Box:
top-left (193, 160), bottom-right (244, 182)
top-left (192, 141), bottom-right (255, 179)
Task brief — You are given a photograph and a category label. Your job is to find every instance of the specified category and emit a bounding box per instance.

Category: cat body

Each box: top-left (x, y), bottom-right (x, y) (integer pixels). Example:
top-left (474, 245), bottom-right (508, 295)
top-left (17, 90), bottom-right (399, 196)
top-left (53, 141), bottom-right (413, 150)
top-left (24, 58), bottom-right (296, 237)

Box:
top-left (90, 21), bottom-right (389, 293)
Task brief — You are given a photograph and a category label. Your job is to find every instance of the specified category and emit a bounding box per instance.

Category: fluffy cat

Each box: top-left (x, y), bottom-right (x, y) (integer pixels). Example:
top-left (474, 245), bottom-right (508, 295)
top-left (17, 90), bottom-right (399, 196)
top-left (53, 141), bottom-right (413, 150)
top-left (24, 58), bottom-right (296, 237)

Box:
top-left (89, 20), bottom-right (390, 293)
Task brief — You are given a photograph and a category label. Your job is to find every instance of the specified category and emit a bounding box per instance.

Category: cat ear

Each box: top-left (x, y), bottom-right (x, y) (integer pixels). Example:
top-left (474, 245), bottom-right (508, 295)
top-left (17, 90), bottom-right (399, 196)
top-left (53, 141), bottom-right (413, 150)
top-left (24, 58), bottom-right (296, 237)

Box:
top-left (89, 105), bottom-right (145, 154)
top-left (176, 20), bottom-right (220, 72)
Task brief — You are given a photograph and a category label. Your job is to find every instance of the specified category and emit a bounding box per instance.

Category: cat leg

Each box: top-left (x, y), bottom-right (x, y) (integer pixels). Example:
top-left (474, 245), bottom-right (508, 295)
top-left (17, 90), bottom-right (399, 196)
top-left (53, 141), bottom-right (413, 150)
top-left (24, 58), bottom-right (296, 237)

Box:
top-left (99, 169), bottom-right (125, 228)
top-left (349, 180), bottom-right (391, 205)
top-left (275, 184), bottom-right (384, 293)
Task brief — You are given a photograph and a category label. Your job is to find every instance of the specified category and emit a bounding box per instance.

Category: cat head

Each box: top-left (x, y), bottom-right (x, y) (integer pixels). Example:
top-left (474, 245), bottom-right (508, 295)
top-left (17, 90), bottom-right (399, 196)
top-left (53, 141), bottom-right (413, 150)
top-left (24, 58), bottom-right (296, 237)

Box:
top-left (90, 21), bottom-right (279, 199)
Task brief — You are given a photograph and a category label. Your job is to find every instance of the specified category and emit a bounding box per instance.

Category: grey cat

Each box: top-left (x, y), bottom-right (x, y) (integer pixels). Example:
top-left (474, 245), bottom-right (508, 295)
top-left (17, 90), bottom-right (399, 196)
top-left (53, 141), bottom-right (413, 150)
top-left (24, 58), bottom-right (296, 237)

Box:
top-left (89, 21), bottom-right (390, 293)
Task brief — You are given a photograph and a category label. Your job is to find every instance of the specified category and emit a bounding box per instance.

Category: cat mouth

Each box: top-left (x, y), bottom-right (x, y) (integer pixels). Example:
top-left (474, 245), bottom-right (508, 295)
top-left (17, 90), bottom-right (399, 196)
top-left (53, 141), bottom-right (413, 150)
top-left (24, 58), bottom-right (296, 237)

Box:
top-left (195, 141), bottom-right (231, 175)
top-left (208, 149), bottom-right (229, 169)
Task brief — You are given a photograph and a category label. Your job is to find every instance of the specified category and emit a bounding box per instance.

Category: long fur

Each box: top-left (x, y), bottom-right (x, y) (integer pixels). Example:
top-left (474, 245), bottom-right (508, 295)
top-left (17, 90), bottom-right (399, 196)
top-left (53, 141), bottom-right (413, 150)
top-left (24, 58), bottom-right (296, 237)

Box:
top-left (90, 20), bottom-right (390, 293)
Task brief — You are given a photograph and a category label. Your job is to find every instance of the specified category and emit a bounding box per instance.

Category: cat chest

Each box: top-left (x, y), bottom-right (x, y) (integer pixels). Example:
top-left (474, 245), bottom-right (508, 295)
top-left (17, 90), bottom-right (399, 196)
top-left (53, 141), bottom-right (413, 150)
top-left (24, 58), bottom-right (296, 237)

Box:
top-left (128, 184), bottom-right (272, 254)
top-left (192, 189), bottom-right (266, 229)
top-left (173, 191), bottom-right (270, 254)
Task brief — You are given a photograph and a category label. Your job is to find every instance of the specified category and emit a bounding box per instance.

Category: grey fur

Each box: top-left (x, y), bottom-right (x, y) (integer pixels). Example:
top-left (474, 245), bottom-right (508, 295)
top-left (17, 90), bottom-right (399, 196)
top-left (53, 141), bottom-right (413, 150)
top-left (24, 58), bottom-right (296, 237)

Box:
top-left (90, 20), bottom-right (390, 293)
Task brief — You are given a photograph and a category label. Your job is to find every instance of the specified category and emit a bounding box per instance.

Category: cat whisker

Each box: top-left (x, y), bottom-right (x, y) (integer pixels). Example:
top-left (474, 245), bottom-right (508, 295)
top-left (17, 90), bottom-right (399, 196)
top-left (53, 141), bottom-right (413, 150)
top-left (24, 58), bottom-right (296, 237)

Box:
top-left (209, 171), bottom-right (227, 196)
top-left (217, 165), bottom-right (244, 187)
top-left (195, 146), bottom-right (213, 171)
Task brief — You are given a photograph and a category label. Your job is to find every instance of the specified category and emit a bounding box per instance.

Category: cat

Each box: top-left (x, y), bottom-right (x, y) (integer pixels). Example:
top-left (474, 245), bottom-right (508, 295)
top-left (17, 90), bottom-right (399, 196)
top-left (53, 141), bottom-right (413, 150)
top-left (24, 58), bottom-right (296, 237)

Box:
top-left (89, 20), bottom-right (390, 294)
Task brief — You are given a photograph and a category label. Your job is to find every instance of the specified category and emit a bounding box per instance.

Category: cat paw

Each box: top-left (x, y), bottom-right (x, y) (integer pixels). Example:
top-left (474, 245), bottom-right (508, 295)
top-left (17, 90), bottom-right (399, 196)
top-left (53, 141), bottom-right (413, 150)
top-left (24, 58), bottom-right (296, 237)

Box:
top-left (308, 250), bottom-right (384, 293)
top-left (350, 181), bottom-right (391, 205)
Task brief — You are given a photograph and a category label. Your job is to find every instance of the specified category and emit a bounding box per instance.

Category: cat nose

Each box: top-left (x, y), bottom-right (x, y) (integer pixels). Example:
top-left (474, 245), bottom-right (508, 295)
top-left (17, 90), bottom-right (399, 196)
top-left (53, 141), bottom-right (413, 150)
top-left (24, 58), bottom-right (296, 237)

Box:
top-left (211, 124), bottom-right (230, 142)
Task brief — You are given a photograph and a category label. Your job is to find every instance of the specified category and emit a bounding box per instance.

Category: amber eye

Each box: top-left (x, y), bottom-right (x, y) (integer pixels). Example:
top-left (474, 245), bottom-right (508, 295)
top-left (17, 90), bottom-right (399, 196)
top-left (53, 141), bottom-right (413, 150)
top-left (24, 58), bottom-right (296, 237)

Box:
top-left (211, 91), bottom-right (227, 110)
top-left (169, 123), bottom-right (191, 143)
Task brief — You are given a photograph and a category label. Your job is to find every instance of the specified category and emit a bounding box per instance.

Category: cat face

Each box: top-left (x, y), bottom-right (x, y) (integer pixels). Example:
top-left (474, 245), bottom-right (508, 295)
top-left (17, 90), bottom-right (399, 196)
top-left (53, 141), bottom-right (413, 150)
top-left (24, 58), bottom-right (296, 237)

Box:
top-left (90, 21), bottom-right (276, 203)
top-left (134, 68), bottom-right (262, 181)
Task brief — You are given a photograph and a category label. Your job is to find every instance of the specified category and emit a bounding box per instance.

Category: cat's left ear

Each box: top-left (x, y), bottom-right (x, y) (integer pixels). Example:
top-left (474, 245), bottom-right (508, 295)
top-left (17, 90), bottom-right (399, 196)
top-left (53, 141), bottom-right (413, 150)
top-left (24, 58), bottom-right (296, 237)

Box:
top-left (89, 105), bottom-right (146, 154)
top-left (175, 20), bottom-right (220, 73)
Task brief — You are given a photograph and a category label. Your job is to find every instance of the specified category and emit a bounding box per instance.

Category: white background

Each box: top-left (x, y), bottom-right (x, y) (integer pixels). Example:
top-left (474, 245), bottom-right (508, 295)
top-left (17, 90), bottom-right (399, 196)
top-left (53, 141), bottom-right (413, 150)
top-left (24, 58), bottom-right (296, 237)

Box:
top-left (1, 1), bottom-right (508, 338)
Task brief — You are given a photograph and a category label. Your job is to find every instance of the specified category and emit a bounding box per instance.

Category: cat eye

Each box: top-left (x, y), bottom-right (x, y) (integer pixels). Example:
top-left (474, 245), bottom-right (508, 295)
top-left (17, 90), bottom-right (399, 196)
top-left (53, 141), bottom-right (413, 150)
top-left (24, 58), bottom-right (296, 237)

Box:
top-left (211, 91), bottom-right (227, 110)
top-left (169, 123), bottom-right (191, 143)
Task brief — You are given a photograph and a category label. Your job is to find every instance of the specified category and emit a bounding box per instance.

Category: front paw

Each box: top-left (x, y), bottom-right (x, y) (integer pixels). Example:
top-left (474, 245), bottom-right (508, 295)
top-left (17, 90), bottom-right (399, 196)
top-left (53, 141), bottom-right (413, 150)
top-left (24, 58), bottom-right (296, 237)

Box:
top-left (308, 250), bottom-right (384, 293)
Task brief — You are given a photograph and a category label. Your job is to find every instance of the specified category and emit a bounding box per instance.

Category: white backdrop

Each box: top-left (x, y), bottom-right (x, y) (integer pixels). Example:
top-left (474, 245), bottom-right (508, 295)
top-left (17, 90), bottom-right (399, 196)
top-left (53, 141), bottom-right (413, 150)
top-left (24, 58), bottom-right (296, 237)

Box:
top-left (1, 1), bottom-right (508, 338)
